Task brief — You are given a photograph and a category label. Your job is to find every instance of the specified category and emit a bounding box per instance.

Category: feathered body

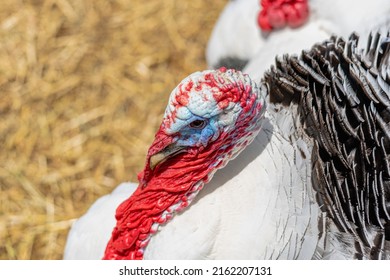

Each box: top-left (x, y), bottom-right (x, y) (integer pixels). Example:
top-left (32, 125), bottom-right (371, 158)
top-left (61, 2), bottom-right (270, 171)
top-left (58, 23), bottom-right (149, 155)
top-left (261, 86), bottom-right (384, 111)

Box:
top-left (64, 32), bottom-right (390, 259)
top-left (264, 32), bottom-right (390, 259)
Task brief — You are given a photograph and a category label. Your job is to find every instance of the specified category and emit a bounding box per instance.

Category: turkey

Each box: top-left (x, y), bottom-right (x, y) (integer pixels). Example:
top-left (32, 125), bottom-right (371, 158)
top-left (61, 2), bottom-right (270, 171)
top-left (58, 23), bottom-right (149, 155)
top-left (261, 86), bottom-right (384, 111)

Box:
top-left (64, 31), bottom-right (390, 259)
top-left (206, 0), bottom-right (390, 71)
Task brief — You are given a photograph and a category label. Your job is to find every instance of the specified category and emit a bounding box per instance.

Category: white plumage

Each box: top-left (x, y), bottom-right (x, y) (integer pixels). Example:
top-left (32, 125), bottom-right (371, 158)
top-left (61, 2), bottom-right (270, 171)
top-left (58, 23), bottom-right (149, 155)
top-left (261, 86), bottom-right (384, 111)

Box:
top-left (64, 183), bottom-right (136, 259)
top-left (206, 0), bottom-right (262, 70)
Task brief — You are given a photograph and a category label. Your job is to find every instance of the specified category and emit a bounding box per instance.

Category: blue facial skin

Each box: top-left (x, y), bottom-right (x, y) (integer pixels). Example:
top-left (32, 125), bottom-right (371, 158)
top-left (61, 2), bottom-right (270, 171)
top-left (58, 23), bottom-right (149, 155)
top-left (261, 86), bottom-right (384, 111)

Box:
top-left (175, 117), bottom-right (219, 148)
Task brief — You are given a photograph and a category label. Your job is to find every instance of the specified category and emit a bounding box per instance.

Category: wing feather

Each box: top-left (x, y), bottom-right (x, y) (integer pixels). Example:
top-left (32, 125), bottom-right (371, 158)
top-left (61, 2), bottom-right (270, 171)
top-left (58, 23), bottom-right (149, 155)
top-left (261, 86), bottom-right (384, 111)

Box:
top-left (264, 32), bottom-right (390, 259)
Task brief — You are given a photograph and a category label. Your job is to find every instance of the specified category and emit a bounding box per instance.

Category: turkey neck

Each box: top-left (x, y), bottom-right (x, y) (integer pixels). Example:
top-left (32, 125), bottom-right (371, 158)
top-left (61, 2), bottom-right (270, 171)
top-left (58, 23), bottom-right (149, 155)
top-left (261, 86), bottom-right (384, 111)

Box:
top-left (237, 104), bottom-right (321, 259)
top-left (102, 121), bottom-right (254, 260)
top-left (102, 154), bottom-right (211, 259)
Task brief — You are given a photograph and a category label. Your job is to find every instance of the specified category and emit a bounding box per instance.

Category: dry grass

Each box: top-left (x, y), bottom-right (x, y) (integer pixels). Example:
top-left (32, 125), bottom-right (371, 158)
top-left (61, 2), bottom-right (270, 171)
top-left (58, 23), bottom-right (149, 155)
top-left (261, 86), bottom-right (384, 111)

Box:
top-left (0, 0), bottom-right (227, 260)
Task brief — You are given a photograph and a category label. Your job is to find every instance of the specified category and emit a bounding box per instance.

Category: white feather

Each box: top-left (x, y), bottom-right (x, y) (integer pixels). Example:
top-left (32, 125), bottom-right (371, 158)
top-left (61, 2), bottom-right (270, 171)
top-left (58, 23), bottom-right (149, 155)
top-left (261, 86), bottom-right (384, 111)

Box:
top-left (63, 182), bottom-right (136, 259)
top-left (206, 0), bottom-right (262, 68)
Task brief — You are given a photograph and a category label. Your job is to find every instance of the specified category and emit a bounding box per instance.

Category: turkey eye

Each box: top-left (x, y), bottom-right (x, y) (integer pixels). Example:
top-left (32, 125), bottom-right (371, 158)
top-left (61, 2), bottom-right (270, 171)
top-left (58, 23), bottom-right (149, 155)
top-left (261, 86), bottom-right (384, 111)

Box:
top-left (189, 119), bottom-right (206, 129)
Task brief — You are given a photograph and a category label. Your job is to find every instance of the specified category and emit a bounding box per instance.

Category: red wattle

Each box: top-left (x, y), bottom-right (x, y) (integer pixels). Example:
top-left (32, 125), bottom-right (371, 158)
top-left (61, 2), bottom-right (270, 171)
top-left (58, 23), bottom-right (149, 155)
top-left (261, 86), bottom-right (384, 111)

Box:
top-left (257, 10), bottom-right (273, 32)
top-left (258, 0), bottom-right (309, 32)
top-left (286, 2), bottom-right (309, 28)
top-left (267, 7), bottom-right (286, 29)
top-left (103, 132), bottom-right (234, 260)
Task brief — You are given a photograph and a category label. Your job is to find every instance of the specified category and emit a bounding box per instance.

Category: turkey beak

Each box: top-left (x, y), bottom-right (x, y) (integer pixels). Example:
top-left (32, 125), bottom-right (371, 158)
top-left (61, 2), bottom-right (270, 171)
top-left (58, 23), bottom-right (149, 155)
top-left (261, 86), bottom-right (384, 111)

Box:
top-left (149, 144), bottom-right (186, 170)
top-left (138, 130), bottom-right (183, 188)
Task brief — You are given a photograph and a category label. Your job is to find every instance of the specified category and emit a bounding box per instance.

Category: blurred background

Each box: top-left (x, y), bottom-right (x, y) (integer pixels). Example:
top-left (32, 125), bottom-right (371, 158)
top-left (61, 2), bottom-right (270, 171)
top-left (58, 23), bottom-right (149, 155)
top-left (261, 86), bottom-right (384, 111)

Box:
top-left (0, 0), bottom-right (227, 259)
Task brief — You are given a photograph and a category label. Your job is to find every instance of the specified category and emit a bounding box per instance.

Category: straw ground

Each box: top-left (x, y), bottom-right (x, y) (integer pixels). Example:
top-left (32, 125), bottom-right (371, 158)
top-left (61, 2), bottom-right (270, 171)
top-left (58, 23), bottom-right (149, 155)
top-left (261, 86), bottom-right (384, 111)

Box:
top-left (0, 0), bottom-right (227, 259)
